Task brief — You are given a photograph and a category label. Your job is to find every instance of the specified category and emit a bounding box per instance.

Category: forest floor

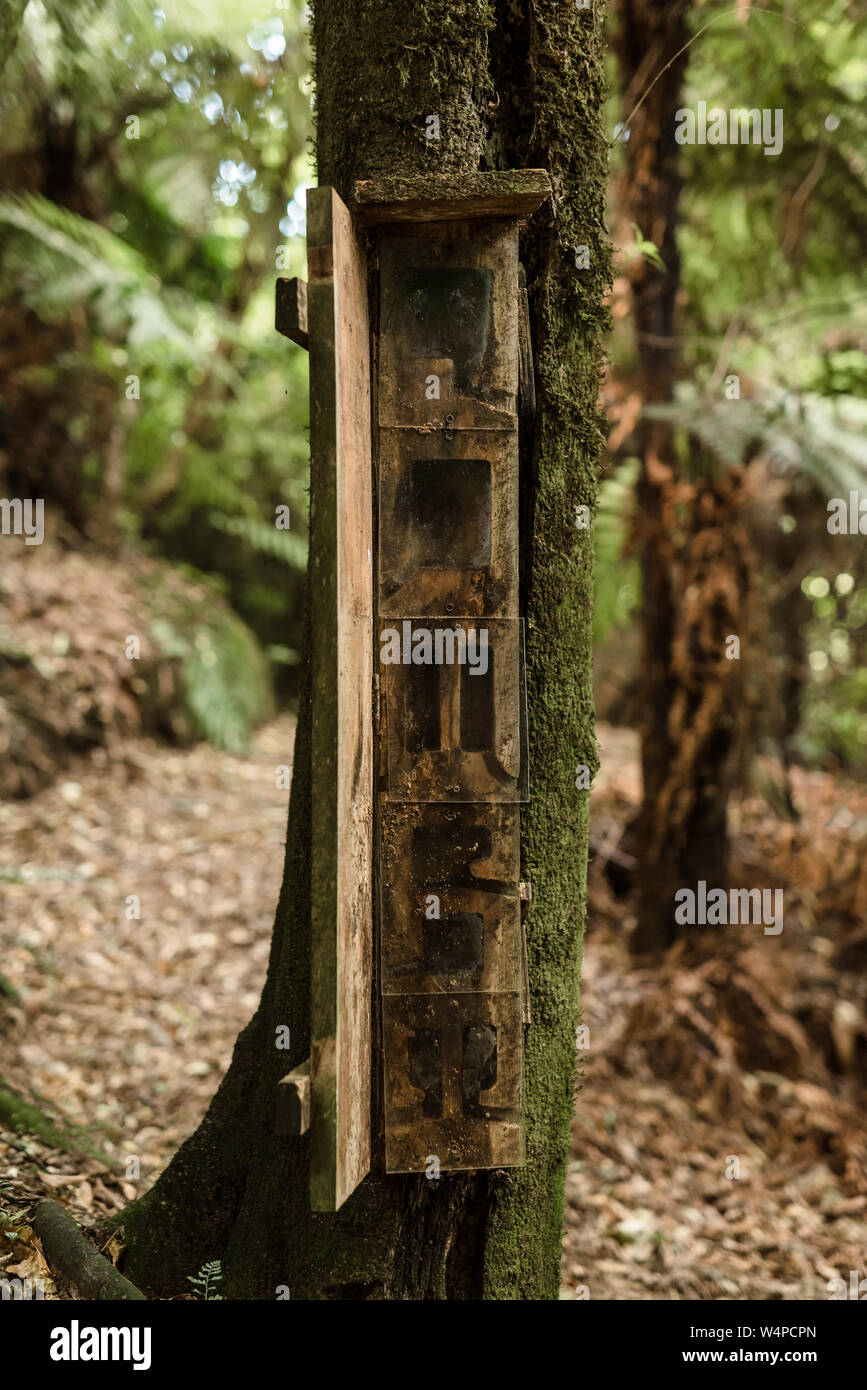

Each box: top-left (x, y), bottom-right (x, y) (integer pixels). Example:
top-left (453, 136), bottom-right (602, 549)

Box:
top-left (1, 717), bottom-right (865, 1300)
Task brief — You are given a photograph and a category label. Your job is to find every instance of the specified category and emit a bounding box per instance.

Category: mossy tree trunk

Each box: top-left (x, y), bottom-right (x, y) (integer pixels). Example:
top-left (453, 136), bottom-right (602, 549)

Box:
top-left (118, 0), bottom-right (609, 1300)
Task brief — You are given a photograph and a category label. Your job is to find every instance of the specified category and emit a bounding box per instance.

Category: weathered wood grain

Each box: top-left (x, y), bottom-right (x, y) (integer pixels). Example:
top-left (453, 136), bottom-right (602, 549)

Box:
top-left (354, 170), bottom-right (551, 224)
top-left (378, 225), bottom-right (518, 430)
top-left (306, 186), bottom-right (373, 1211)
top-left (380, 802), bottom-right (521, 997)
top-left (380, 616), bottom-right (527, 803)
top-left (377, 429), bottom-right (517, 619)
top-left (275, 276), bottom-right (309, 349)
top-left (382, 990), bottom-right (524, 1172)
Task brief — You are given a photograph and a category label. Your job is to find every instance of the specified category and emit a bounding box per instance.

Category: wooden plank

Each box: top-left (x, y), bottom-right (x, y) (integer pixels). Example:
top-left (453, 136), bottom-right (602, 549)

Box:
top-left (306, 186), bottom-right (373, 1211)
top-left (380, 802), bottom-right (521, 997)
top-left (373, 181), bottom-right (533, 1175)
top-left (277, 1059), bottom-right (311, 1136)
top-left (377, 429), bottom-right (518, 619)
top-left (380, 616), bottom-right (527, 803)
top-left (354, 170), bottom-right (552, 224)
top-left (275, 276), bottom-right (309, 349)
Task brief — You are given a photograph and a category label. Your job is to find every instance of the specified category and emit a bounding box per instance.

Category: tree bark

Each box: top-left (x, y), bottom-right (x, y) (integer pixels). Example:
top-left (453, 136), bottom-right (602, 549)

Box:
top-left (116, 0), bottom-right (609, 1300)
top-left (614, 0), bottom-right (750, 954)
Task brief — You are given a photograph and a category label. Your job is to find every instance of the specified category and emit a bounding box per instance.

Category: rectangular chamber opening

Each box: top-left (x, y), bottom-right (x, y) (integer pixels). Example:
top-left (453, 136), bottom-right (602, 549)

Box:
top-left (404, 663), bottom-right (441, 752)
top-left (407, 458), bottom-right (491, 569)
top-left (422, 913), bottom-right (485, 977)
top-left (398, 266), bottom-right (493, 380)
top-left (460, 644), bottom-right (495, 751)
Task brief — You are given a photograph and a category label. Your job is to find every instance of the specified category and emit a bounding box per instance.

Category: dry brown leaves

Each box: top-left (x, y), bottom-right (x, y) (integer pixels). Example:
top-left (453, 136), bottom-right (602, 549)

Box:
top-left (1, 711), bottom-right (293, 1295)
top-left (563, 724), bottom-right (867, 1299)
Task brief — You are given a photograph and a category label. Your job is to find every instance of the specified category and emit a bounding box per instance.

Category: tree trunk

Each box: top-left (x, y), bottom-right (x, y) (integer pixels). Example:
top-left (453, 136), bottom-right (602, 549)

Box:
top-left (614, 0), bottom-right (750, 954)
top-left (116, 0), bottom-right (609, 1300)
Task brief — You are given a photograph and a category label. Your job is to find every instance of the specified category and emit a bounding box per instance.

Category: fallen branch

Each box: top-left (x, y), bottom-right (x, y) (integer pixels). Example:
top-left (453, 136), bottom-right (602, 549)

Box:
top-left (32, 1200), bottom-right (147, 1301)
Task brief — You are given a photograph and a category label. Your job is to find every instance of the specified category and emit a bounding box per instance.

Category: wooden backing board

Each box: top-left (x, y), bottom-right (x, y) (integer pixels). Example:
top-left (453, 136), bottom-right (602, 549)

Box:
top-left (306, 186), bottom-right (373, 1211)
top-left (374, 199), bottom-right (528, 1173)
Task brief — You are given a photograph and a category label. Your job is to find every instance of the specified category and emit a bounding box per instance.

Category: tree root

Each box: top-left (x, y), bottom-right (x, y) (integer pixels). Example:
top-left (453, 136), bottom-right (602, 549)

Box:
top-left (33, 1200), bottom-right (147, 1301)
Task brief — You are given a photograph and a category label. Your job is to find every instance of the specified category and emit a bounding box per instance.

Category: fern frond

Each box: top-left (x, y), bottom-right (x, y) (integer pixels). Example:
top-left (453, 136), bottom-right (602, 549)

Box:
top-left (646, 387), bottom-right (867, 496)
top-left (0, 192), bottom-right (200, 354)
top-left (209, 513), bottom-right (307, 567)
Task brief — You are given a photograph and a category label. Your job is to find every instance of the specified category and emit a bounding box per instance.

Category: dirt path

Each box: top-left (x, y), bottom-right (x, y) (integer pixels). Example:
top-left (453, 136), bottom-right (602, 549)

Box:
top-left (2, 718), bottom-right (865, 1300)
top-left (1, 718), bottom-right (293, 1255)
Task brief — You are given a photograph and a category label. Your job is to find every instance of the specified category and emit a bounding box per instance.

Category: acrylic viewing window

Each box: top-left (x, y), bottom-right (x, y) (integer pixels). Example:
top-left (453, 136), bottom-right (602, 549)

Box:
top-left (379, 616), bottom-right (529, 803)
top-left (378, 431), bottom-right (516, 619)
top-left (380, 802), bottom-right (521, 997)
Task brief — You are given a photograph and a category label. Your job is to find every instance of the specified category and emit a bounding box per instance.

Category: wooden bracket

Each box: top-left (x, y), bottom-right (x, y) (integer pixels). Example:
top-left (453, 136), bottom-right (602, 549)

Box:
top-left (275, 276), bottom-right (309, 349)
top-left (277, 1059), bottom-right (311, 1136)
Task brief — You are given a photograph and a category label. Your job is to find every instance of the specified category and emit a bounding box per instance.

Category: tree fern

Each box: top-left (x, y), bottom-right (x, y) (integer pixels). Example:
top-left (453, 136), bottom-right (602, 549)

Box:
top-left (646, 387), bottom-right (867, 496)
top-left (0, 192), bottom-right (200, 354)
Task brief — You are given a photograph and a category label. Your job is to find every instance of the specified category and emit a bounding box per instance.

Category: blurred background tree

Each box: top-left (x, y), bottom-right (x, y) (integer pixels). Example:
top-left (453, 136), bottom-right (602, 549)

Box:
top-left (598, 0), bottom-right (867, 949)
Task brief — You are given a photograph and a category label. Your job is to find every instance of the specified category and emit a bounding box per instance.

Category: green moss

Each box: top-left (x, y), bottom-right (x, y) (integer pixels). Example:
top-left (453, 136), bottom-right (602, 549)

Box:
top-left (0, 1078), bottom-right (102, 1160)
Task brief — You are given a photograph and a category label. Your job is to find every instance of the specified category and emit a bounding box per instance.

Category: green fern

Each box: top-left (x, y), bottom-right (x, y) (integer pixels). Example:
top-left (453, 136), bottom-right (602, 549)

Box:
top-left (209, 513), bottom-right (307, 567)
top-left (149, 607), bottom-right (273, 754)
top-left (0, 192), bottom-right (200, 354)
top-left (645, 387), bottom-right (867, 495)
top-left (186, 1260), bottom-right (223, 1301)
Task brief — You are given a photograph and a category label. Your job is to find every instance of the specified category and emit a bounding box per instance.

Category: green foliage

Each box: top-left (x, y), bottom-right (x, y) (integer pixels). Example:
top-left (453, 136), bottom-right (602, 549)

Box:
top-left (0, 191), bottom-right (202, 352)
top-left (149, 600), bottom-right (273, 754)
top-left (0, 0), bottom-right (314, 705)
top-left (646, 389), bottom-right (867, 495)
top-left (601, 0), bottom-right (867, 772)
top-left (186, 1260), bottom-right (223, 1300)
top-left (626, 223), bottom-right (665, 272)
top-left (796, 571), bottom-right (867, 770)
top-left (594, 459), bottom-right (639, 645)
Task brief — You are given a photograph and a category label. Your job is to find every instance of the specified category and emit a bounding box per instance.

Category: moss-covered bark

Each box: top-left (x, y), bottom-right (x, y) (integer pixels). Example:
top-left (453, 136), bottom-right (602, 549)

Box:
top-left (118, 0), bottom-right (609, 1300)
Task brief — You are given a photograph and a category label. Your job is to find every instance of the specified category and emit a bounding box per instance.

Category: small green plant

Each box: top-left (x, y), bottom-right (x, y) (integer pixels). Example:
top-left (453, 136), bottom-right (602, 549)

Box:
top-left (187, 1260), bottom-right (223, 1301)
